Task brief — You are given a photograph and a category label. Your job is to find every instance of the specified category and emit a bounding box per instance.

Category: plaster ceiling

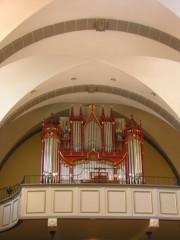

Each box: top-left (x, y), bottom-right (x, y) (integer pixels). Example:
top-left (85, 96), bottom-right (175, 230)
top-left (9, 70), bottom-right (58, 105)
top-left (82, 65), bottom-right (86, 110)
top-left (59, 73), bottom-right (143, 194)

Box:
top-left (0, 0), bottom-right (180, 126)
top-left (0, 0), bottom-right (180, 165)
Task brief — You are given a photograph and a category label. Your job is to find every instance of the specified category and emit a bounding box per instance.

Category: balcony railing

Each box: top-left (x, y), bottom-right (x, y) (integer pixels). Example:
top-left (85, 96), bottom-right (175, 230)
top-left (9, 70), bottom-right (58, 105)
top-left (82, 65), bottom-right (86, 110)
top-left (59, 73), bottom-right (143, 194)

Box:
top-left (0, 175), bottom-right (178, 202)
top-left (22, 174), bottom-right (178, 186)
top-left (0, 183), bottom-right (21, 202)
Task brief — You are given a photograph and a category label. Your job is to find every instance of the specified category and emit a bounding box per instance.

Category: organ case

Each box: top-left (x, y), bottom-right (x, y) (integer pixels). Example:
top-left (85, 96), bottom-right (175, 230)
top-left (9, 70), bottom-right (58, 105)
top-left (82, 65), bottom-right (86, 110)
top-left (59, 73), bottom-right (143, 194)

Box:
top-left (40, 105), bottom-right (145, 184)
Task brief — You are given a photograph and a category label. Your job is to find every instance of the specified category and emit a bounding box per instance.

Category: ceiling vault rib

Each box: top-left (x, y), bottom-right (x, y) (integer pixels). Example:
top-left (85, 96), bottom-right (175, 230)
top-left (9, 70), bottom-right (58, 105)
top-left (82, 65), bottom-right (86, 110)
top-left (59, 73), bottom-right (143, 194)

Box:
top-left (0, 18), bottom-right (180, 64)
top-left (1, 85), bottom-right (179, 131)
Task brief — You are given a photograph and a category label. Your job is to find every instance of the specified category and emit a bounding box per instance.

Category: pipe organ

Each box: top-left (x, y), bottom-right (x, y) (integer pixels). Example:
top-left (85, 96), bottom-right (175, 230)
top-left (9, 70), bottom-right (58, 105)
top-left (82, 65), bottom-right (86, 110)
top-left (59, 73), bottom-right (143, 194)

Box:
top-left (41, 105), bottom-right (145, 184)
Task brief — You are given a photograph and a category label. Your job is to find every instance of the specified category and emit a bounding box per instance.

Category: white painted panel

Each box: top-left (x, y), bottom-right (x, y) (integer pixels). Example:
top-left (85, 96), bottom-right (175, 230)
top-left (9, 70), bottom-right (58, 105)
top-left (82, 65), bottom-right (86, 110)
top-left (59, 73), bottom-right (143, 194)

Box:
top-left (53, 190), bottom-right (73, 213)
top-left (133, 191), bottom-right (153, 214)
top-left (107, 190), bottom-right (127, 213)
top-left (80, 190), bottom-right (100, 213)
top-left (14, 185), bottom-right (180, 222)
top-left (159, 192), bottom-right (178, 215)
top-left (2, 203), bottom-right (11, 226)
top-left (12, 198), bottom-right (19, 222)
top-left (26, 190), bottom-right (46, 213)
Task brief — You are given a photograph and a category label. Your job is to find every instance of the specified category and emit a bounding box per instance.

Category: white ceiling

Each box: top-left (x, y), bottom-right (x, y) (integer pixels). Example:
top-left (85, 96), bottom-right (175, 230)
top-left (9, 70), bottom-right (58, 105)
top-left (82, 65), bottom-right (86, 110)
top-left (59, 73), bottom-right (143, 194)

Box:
top-left (0, 0), bottom-right (180, 126)
top-left (0, 0), bottom-right (180, 165)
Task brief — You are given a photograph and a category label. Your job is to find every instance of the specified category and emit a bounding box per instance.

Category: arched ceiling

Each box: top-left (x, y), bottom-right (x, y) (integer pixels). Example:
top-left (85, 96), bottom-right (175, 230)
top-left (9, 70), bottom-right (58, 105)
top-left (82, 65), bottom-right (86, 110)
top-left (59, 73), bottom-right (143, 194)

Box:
top-left (0, 0), bottom-right (180, 170)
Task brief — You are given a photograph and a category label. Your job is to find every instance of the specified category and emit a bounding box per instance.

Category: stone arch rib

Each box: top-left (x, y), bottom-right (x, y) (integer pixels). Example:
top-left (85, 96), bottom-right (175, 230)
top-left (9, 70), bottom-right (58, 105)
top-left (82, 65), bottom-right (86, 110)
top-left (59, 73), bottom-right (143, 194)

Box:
top-left (1, 85), bottom-right (180, 131)
top-left (0, 18), bottom-right (180, 64)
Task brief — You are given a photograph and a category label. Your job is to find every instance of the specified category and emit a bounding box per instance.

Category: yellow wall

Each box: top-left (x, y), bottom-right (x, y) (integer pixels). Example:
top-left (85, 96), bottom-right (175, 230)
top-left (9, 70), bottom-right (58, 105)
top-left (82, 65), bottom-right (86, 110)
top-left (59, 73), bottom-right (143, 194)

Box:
top-left (0, 133), bottom-right (175, 188)
top-left (144, 141), bottom-right (174, 177)
top-left (0, 133), bottom-right (41, 188)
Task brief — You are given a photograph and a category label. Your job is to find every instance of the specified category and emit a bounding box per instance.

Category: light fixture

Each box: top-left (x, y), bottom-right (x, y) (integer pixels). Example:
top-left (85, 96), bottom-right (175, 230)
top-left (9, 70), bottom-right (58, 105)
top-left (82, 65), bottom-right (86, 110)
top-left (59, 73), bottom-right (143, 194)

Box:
top-left (30, 89), bottom-right (36, 94)
top-left (111, 78), bottom-right (116, 81)
top-left (48, 218), bottom-right (57, 240)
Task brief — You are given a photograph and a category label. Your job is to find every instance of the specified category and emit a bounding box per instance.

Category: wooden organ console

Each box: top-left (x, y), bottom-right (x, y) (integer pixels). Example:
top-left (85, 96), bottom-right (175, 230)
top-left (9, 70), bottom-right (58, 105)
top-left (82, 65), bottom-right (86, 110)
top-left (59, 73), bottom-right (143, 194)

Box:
top-left (40, 105), bottom-right (145, 184)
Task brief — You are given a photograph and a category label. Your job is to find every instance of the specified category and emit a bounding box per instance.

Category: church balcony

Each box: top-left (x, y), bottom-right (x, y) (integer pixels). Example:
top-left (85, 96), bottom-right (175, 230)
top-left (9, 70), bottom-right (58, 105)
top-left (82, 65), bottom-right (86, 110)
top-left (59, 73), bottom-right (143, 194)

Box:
top-left (0, 176), bottom-right (180, 233)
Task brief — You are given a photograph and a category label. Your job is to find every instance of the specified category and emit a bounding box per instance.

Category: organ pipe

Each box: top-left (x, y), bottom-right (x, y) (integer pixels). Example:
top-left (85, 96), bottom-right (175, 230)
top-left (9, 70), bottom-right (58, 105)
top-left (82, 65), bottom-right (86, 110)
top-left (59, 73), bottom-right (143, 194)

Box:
top-left (41, 114), bottom-right (60, 183)
top-left (125, 115), bottom-right (144, 184)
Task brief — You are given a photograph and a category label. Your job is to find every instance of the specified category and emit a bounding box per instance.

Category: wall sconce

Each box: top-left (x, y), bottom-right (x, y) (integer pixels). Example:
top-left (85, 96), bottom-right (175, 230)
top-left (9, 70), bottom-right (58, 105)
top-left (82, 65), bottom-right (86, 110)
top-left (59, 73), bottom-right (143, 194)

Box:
top-left (48, 218), bottom-right (57, 240)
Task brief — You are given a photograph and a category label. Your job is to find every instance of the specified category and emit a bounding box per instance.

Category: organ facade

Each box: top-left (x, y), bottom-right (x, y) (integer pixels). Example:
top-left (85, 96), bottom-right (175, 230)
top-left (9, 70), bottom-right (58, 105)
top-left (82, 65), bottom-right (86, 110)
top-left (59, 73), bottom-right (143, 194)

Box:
top-left (40, 105), bottom-right (145, 184)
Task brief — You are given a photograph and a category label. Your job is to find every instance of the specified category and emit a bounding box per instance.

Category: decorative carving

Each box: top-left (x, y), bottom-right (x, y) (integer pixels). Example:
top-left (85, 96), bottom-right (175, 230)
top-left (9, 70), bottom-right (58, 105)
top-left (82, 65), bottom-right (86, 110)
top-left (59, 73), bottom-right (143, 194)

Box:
top-left (95, 19), bottom-right (108, 31)
top-left (87, 149), bottom-right (99, 161)
top-left (86, 85), bottom-right (97, 93)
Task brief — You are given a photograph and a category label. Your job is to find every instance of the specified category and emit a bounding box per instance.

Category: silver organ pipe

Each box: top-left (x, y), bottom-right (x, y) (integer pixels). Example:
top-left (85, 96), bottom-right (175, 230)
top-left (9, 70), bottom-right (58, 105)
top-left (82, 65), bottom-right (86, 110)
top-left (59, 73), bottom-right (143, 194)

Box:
top-left (78, 121), bottom-right (81, 151)
top-left (108, 122), bottom-right (112, 152)
top-left (52, 137), bottom-right (58, 173)
top-left (135, 139), bottom-right (140, 175)
top-left (49, 137), bottom-right (53, 173)
top-left (133, 139), bottom-right (137, 175)
top-left (138, 141), bottom-right (142, 175)
top-left (127, 141), bottom-right (131, 178)
top-left (127, 137), bottom-right (143, 183)
top-left (117, 161), bottom-right (126, 183)
top-left (60, 163), bottom-right (69, 183)
top-left (72, 121), bottom-right (81, 152)
top-left (92, 122), bottom-right (95, 149)
top-left (93, 124), bottom-right (96, 150)
top-left (84, 123), bottom-right (88, 151)
top-left (97, 124), bottom-right (101, 151)
top-left (73, 164), bottom-right (83, 182)
top-left (43, 138), bottom-right (48, 173)
top-left (84, 125), bottom-right (88, 151)
top-left (130, 140), bottom-right (134, 175)
top-left (134, 138), bottom-right (142, 177)
top-left (92, 121), bottom-right (95, 148)
top-left (44, 137), bottom-right (50, 174)
top-left (84, 121), bottom-right (102, 152)
top-left (73, 121), bottom-right (77, 151)
top-left (72, 121), bottom-right (75, 151)
top-left (43, 136), bottom-right (58, 177)
top-left (128, 139), bottom-right (133, 183)
top-left (109, 122), bottom-right (112, 152)
top-left (90, 121), bottom-right (92, 148)
top-left (105, 122), bottom-right (107, 152)
top-left (76, 121), bottom-right (79, 151)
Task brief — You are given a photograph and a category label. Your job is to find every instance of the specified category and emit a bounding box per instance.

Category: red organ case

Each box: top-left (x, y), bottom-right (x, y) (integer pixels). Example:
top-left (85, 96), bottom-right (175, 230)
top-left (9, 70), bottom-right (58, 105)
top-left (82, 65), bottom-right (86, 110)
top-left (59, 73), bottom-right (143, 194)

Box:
top-left (40, 105), bottom-right (145, 184)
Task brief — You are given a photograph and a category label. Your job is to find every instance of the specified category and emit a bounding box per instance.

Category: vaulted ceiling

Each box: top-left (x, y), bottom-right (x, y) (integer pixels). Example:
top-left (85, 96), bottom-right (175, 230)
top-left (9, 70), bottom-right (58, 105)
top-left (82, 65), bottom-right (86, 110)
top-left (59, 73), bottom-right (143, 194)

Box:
top-left (0, 0), bottom-right (180, 170)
